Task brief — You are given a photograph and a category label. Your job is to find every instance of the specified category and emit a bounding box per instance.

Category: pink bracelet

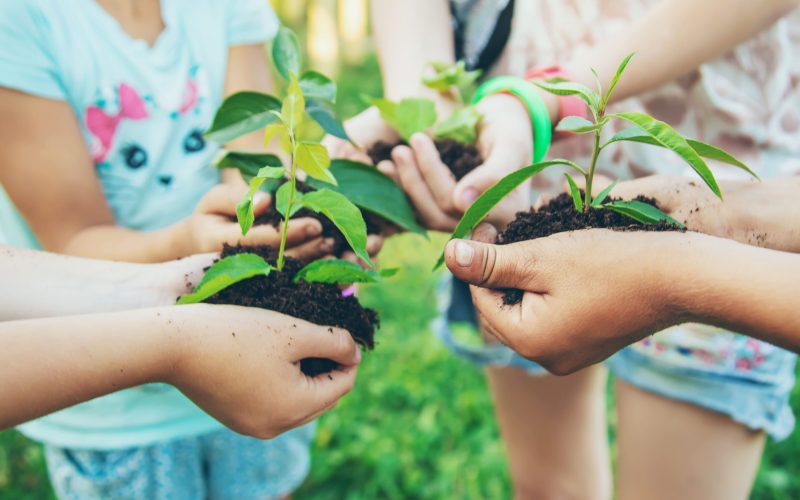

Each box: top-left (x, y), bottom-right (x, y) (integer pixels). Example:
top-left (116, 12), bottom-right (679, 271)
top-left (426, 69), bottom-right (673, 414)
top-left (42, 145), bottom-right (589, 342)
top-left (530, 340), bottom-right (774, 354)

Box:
top-left (526, 66), bottom-right (590, 140)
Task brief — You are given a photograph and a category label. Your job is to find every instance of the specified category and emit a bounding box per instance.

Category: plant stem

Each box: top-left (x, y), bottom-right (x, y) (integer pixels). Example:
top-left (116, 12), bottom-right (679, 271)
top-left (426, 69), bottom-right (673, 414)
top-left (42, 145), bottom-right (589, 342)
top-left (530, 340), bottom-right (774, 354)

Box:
top-left (276, 132), bottom-right (298, 271)
top-left (584, 129), bottom-right (602, 211)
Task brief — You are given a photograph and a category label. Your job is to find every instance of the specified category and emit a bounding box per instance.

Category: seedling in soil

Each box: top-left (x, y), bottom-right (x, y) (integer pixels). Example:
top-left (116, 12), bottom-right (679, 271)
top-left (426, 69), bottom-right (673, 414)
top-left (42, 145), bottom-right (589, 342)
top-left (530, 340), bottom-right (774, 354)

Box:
top-left (367, 61), bottom-right (485, 180)
top-left (177, 27), bottom-right (402, 375)
top-left (436, 53), bottom-right (758, 270)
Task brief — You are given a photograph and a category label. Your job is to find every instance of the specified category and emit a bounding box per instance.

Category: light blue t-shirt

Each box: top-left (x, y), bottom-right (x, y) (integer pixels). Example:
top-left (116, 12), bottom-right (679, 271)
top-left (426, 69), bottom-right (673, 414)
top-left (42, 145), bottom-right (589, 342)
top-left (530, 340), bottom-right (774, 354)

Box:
top-left (0, 0), bottom-right (278, 450)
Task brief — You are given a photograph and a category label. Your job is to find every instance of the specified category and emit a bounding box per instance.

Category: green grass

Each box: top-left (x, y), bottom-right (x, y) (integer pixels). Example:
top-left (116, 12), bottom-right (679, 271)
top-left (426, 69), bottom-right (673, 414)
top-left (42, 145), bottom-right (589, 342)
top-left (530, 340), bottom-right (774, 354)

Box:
top-left (1, 56), bottom-right (798, 499)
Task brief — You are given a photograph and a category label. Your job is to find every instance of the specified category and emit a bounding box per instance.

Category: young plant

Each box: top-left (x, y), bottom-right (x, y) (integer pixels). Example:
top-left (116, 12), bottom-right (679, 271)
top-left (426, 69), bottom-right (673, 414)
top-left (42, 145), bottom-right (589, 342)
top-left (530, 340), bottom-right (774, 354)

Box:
top-left (179, 27), bottom-right (401, 304)
top-left (370, 61), bottom-right (483, 144)
top-left (435, 53), bottom-right (758, 267)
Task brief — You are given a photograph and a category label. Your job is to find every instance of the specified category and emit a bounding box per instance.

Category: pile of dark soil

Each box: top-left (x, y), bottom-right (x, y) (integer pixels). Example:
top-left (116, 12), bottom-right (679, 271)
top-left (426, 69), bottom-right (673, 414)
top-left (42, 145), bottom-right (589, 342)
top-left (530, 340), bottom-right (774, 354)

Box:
top-left (204, 244), bottom-right (379, 376)
top-left (497, 192), bottom-right (683, 305)
top-left (252, 181), bottom-right (383, 258)
top-left (367, 138), bottom-right (483, 181)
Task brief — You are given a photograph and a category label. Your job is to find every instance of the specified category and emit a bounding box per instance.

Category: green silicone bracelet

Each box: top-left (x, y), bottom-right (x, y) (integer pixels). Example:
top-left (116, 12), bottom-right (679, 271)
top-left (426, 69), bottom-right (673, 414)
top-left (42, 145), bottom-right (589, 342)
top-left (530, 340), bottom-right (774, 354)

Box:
top-left (472, 76), bottom-right (552, 163)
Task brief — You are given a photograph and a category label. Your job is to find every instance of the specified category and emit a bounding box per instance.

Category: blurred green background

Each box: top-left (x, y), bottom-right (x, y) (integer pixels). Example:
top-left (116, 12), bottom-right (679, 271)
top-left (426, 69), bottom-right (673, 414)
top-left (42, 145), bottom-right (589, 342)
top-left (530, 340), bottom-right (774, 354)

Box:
top-left (2, 2), bottom-right (799, 498)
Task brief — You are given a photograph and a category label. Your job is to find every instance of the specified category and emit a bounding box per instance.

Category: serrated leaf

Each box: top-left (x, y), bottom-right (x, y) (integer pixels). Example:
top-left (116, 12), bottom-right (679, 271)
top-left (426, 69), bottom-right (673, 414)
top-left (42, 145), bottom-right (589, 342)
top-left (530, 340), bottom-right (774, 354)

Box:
top-left (372, 97), bottom-right (437, 142)
top-left (216, 151), bottom-right (282, 181)
top-left (435, 159), bottom-right (582, 269)
top-left (276, 181), bottom-right (304, 218)
top-left (177, 254), bottom-right (272, 305)
top-left (299, 70), bottom-right (337, 102)
top-left (282, 74), bottom-right (305, 131)
top-left (205, 92), bottom-right (281, 144)
top-left (433, 106), bottom-right (481, 144)
top-left (534, 80), bottom-right (599, 117)
top-left (296, 142), bottom-right (336, 185)
top-left (591, 180), bottom-right (618, 207)
top-left (607, 114), bottom-right (722, 199)
top-left (294, 259), bottom-right (389, 285)
top-left (306, 98), bottom-right (352, 142)
top-left (306, 160), bottom-right (426, 235)
top-left (604, 200), bottom-right (685, 228)
top-left (603, 53), bottom-right (635, 109)
top-left (556, 115), bottom-right (603, 134)
top-left (564, 174), bottom-right (584, 211)
top-left (302, 189), bottom-right (372, 266)
top-left (272, 26), bottom-right (301, 80)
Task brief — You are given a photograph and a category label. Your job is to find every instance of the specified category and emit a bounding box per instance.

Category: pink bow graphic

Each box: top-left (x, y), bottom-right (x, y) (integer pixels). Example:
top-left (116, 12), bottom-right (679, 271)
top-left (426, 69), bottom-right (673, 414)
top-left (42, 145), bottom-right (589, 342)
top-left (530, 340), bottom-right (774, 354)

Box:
top-left (86, 83), bottom-right (149, 163)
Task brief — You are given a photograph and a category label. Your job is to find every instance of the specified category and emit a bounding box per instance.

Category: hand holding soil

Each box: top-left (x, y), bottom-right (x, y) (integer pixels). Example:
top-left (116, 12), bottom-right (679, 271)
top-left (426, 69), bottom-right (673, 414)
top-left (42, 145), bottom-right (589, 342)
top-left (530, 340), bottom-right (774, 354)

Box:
top-left (164, 304), bottom-right (361, 439)
top-left (179, 183), bottom-right (330, 260)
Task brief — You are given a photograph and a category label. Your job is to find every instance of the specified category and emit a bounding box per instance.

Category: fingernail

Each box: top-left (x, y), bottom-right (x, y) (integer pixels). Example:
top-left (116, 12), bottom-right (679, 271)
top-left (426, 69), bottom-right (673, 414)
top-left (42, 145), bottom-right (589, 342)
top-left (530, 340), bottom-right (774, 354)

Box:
top-left (454, 241), bottom-right (475, 267)
top-left (254, 192), bottom-right (268, 205)
top-left (462, 188), bottom-right (479, 206)
top-left (322, 238), bottom-right (335, 252)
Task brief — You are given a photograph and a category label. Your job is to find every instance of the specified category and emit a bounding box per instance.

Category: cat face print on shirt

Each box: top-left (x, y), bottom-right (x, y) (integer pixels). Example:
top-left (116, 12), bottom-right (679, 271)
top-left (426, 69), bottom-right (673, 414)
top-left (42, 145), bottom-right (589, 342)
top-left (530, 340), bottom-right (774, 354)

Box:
top-left (82, 66), bottom-right (218, 228)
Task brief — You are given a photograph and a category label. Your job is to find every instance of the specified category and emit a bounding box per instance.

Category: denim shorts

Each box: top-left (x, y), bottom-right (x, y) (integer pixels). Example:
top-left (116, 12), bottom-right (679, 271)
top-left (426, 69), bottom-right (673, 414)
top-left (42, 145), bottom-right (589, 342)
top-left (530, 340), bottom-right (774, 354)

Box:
top-left (437, 276), bottom-right (797, 441)
top-left (44, 424), bottom-right (315, 500)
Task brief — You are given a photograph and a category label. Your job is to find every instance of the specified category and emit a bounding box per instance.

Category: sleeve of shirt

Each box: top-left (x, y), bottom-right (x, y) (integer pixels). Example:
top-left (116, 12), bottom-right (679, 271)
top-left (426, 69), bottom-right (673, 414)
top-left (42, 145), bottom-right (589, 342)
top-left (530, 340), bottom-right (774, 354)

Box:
top-left (226, 0), bottom-right (280, 47)
top-left (0, 0), bottom-right (66, 100)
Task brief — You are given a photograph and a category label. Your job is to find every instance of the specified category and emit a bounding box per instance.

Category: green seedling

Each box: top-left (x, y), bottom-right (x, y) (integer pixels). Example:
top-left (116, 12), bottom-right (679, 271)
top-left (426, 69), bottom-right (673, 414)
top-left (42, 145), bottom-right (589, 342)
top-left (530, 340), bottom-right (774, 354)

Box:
top-left (179, 27), bottom-right (409, 304)
top-left (435, 53), bottom-right (758, 268)
top-left (370, 61), bottom-right (483, 145)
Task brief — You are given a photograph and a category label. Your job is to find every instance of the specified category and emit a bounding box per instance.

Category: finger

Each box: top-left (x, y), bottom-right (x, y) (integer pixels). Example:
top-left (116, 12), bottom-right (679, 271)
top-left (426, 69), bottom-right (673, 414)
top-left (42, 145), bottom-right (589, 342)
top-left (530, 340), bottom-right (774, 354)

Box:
top-left (298, 364), bottom-right (359, 421)
top-left (409, 133), bottom-right (457, 211)
top-left (377, 160), bottom-right (401, 184)
top-left (291, 324), bottom-right (362, 367)
top-left (393, 146), bottom-right (458, 231)
top-left (533, 193), bottom-right (552, 211)
top-left (284, 237), bottom-right (335, 261)
top-left (237, 217), bottom-right (324, 249)
top-left (452, 146), bottom-right (522, 213)
top-left (197, 184), bottom-right (248, 215)
top-left (472, 222), bottom-right (499, 244)
top-left (444, 238), bottom-right (544, 290)
top-left (469, 287), bottom-right (522, 346)
top-left (251, 192), bottom-right (273, 217)
top-left (366, 234), bottom-right (384, 256)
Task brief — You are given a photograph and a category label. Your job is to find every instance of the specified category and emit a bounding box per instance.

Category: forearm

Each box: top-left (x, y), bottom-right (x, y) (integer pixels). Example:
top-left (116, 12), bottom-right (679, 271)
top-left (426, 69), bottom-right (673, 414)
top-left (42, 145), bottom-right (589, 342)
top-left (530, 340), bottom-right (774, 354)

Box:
top-left (62, 221), bottom-right (188, 263)
top-left (672, 233), bottom-right (800, 351)
top-left (371, 0), bottom-right (454, 104)
top-left (0, 308), bottom-right (176, 429)
top-left (0, 247), bottom-right (173, 319)
top-left (564, 0), bottom-right (798, 103)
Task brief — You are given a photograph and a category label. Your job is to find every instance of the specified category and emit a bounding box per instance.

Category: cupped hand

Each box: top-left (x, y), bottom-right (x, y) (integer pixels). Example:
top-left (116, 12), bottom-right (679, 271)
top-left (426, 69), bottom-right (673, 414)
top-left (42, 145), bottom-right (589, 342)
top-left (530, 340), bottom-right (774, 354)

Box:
top-left (379, 93), bottom-right (534, 231)
top-left (444, 223), bottom-right (690, 375)
top-left (323, 106), bottom-right (398, 163)
top-left (180, 184), bottom-right (334, 260)
top-left (166, 305), bottom-right (361, 439)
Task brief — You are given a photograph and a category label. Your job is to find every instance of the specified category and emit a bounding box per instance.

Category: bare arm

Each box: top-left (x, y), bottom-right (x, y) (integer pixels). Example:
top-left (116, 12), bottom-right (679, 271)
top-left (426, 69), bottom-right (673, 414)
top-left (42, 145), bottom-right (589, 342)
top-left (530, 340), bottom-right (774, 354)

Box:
top-left (565, 0), bottom-right (799, 108)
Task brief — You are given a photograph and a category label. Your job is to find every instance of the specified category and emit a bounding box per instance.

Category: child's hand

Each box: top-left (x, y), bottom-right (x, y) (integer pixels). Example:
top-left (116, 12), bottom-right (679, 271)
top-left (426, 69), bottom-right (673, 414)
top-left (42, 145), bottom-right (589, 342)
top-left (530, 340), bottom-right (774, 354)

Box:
top-left (165, 305), bottom-right (361, 438)
top-left (378, 94), bottom-right (534, 231)
top-left (179, 184), bottom-right (335, 260)
top-left (323, 106), bottom-right (398, 162)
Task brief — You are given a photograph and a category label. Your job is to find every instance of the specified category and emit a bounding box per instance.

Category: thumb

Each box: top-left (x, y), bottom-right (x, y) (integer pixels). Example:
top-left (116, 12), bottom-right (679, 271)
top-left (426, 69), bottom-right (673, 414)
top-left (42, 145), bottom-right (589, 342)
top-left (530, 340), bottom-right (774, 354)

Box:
top-left (445, 238), bottom-right (540, 290)
top-left (291, 324), bottom-right (362, 368)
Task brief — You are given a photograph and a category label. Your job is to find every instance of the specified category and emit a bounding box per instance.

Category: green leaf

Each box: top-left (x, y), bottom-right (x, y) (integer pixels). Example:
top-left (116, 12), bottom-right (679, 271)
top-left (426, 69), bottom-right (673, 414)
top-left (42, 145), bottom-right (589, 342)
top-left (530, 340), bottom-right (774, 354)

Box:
top-left (423, 61), bottom-right (482, 100)
top-left (435, 160), bottom-right (581, 269)
top-left (564, 174), bottom-right (584, 211)
top-left (255, 166), bottom-right (285, 179)
top-left (371, 97), bottom-right (437, 142)
top-left (276, 181), bottom-right (304, 218)
top-left (296, 142), bottom-right (336, 185)
top-left (177, 254), bottom-right (272, 305)
top-left (299, 70), bottom-right (337, 102)
top-left (556, 115), bottom-right (603, 134)
top-left (433, 106), bottom-right (481, 144)
top-left (590, 68), bottom-right (603, 97)
top-left (263, 121), bottom-right (292, 154)
top-left (216, 151), bottom-right (282, 181)
top-left (205, 92), bottom-right (281, 144)
top-left (609, 113), bottom-right (722, 199)
top-left (306, 98), bottom-right (352, 142)
top-left (591, 180), bottom-right (618, 208)
top-left (272, 26), bottom-right (301, 80)
top-left (301, 188), bottom-right (373, 266)
top-left (605, 128), bottom-right (756, 178)
top-left (306, 160), bottom-right (426, 235)
top-left (294, 259), bottom-right (394, 285)
top-left (604, 200), bottom-right (685, 228)
top-left (533, 80), bottom-right (599, 117)
top-left (603, 53), bottom-right (635, 109)
top-left (236, 174), bottom-right (272, 235)
top-left (282, 74), bottom-right (305, 131)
